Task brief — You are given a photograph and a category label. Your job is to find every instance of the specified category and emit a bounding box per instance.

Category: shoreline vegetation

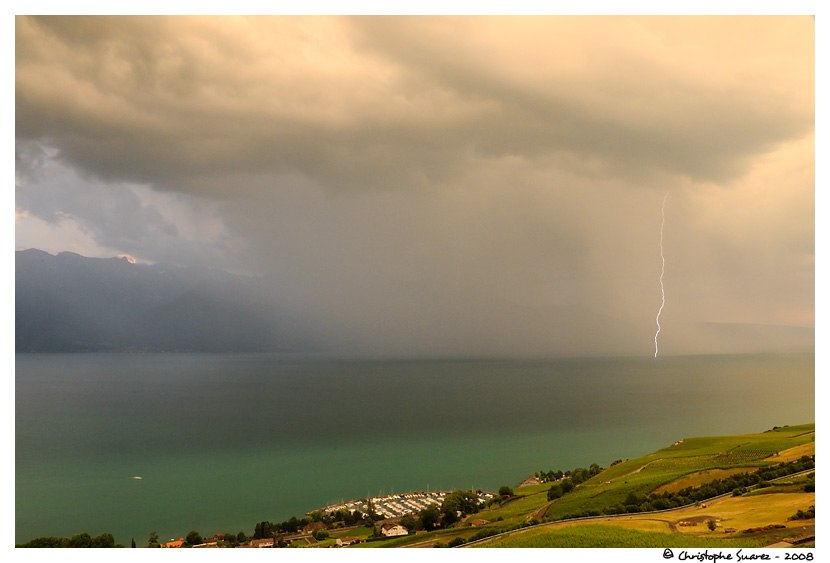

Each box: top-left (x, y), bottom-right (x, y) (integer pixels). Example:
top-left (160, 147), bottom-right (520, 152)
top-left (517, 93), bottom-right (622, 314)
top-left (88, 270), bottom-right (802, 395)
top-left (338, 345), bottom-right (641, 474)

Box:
top-left (16, 423), bottom-right (814, 548)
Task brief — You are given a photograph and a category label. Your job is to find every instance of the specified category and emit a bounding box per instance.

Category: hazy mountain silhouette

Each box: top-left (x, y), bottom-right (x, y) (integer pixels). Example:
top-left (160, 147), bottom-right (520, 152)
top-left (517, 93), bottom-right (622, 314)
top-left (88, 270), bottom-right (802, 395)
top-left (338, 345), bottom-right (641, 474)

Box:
top-left (15, 249), bottom-right (312, 352)
top-left (16, 249), bottom-right (813, 357)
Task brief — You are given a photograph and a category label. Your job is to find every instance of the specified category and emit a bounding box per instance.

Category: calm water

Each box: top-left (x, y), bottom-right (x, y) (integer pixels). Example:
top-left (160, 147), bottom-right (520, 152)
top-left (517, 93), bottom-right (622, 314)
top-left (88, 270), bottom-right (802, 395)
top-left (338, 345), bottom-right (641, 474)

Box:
top-left (15, 352), bottom-right (814, 545)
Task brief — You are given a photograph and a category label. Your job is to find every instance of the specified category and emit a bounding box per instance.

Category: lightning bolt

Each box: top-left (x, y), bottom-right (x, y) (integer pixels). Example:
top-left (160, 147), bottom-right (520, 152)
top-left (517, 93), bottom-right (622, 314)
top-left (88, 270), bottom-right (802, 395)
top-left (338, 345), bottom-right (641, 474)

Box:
top-left (654, 193), bottom-right (668, 358)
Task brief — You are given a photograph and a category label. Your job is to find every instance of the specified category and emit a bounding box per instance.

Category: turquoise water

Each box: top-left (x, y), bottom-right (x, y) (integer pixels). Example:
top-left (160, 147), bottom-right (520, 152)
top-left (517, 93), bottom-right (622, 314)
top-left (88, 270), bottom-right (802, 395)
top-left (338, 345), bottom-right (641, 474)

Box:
top-left (15, 352), bottom-right (814, 545)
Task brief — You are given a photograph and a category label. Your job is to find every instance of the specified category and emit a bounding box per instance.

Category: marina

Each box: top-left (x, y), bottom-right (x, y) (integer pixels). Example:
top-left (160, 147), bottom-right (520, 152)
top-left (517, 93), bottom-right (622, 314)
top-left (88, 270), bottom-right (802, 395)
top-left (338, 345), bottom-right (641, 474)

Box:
top-left (310, 490), bottom-right (496, 520)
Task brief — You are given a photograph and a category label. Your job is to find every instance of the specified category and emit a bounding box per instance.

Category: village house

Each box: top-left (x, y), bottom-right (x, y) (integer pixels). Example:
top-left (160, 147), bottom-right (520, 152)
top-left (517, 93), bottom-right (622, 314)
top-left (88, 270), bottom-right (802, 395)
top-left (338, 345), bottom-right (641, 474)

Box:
top-left (249, 538), bottom-right (275, 548)
top-left (381, 523), bottom-right (408, 537)
top-left (336, 536), bottom-right (359, 546)
top-left (193, 536), bottom-right (220, 548)
top-left (470, 519), bottom-right (491, 526)
top-left (161, 537), bottom-right (184, 548)
top-left (302, 522), bottom-right (328, 534)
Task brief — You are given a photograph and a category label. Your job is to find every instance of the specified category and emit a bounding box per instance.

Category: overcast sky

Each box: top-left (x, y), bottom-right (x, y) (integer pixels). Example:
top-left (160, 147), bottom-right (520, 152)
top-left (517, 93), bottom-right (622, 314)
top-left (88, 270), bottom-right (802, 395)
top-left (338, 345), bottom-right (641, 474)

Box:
top-left (14, 15), bottom-right (815, 357)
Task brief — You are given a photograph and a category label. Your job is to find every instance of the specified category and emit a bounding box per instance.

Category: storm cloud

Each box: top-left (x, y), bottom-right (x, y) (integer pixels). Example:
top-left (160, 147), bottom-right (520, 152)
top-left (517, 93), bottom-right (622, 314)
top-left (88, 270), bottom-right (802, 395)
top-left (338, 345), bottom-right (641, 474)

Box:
top-left (15, 15), bottom-right (814, 357)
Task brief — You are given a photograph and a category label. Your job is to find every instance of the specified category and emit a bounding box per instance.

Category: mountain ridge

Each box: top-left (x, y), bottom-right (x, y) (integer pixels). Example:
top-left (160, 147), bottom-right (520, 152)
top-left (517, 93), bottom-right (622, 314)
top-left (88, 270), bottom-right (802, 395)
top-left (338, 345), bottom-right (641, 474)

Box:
top-left (15, 248), bottom-right (311, 353)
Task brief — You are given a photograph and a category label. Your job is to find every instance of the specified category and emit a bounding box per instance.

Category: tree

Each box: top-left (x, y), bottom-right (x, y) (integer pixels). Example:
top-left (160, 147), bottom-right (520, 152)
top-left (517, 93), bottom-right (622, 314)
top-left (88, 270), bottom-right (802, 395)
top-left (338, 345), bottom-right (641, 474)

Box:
top-left (91, 533), bottom-right (115, 548)
top-left (185, 530), bottom-right (202, 546)
top-left (624, 492), bottom-right (641, 506)
top-left (313, 529), bottom-right (329, 541)
top-left (131, 538), bottom-right (136, 548)
top-left (17, 537), bottom-right (61, 548)
top-left (148, 532), bottom-right (160, 548)
top-left (547, 484), bottom-right (563, 501)
top-left (570, 468), bottom-right (587, 484)
top-left (17, 533), bottom-right (118, 548)
top-left (282, 516), bottom-right (301, 533)
top-left (367, 498), bottom-right (381, 521)
top-left (707, 520), bottom-right (717, 531)
top-left (560, 479), bottom-right (575, 494)
top-left (442, 507), bottom-right (460, 526)
top-left (400, 514), bottom-right (418, 531)
top-left (222, 532), bottom-right (240, 547)
top-left (339, 508), bottom-right (356, 526)
top-left (254, 521), bottom-right (273, 539)
top-left (498, 485), bottom-right (513, 497)
top-left (448, 537), bottom-right (466, 547)
top-left (419, 505), bottom-right (441, 531)
top-left (441, 490), bottom-right (481, 517)
top-left (69, 533), bottom-right (92, 548)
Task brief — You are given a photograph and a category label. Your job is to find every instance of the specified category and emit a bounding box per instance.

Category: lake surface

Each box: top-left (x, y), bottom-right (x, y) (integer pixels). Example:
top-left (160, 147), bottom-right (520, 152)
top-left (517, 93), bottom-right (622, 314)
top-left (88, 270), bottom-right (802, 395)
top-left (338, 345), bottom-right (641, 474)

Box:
top-left (15, 352), bottom-right (814, 545)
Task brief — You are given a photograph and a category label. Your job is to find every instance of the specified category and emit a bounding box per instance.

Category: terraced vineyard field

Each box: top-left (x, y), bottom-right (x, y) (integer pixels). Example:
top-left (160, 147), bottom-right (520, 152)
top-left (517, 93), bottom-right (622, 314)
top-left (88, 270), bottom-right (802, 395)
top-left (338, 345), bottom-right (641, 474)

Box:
top-left (481, 524), bottom-right (770, 548)
top-left (464, 424), bottom-right (814, 548)
top-left (646, 450), bottom-right (775, 472)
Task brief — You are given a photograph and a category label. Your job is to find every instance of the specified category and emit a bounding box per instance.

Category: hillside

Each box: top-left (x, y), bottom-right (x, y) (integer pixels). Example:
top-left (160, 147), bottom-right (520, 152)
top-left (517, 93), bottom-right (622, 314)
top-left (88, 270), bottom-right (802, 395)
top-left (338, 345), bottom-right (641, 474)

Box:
top-left (361, 424), bottom-right (814, 548)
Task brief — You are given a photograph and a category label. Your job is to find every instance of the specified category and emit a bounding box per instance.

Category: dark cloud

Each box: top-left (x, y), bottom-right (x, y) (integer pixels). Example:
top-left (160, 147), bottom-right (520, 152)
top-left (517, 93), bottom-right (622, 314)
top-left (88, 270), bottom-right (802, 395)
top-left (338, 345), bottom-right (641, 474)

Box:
top-left (345, 16), bottom-right (813, 184)
top-left (16, 16), bottom-right (813, 196)
top-left (14, 16), bottom-right (814, 356)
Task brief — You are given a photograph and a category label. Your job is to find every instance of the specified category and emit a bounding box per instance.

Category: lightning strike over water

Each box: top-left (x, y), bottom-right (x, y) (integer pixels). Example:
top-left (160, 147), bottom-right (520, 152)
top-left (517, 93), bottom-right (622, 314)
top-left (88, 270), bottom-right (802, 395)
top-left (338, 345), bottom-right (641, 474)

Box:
top-left (654, 193), bottom-right (668, 358)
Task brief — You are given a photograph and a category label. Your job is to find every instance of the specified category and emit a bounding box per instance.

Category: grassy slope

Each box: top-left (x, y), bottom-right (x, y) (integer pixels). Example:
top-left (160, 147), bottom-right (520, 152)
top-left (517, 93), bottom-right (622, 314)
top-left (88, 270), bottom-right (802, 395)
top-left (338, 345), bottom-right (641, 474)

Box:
top-left (379, 423), bottom-right (814, 548)
top-left (541, 423), bottom-right (814, 521)
top-left (469, 424), bottom-right (815, 548)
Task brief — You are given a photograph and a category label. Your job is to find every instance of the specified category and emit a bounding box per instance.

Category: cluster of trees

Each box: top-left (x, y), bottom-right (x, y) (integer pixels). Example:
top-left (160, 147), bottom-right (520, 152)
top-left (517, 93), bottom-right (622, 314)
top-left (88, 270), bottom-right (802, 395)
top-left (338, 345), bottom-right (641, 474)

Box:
top-left (536, 463), bottom-right (604, 485)
top-left (544, 463), bottom-right (605, 501)
top-left (247, 490), bottom-right (487, 544)
top-left (790, 505), bottom-right (815, 521)
top-left (801, 471), bottom-right (815, 493)
top-left (433, 517), bottom-right (541, 548)
top-left (252, 506), bottom-right (379, 541)
top-left (482, 485), bottom-right (515, 508)
top-left (16, 532), bottom-right (120, 548)
top-left (551, 455), bottom-right (815, 521)
top-left (393, 490), bottom-right (484, 533)
top-left (547, 478), bottom-right (576, 501)
top-left (729, 456), bottom-right (815, 497)
top-left (144, 489), bottom-right (490, 550)
top-left (309, 503), bottom-right (383, 527)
